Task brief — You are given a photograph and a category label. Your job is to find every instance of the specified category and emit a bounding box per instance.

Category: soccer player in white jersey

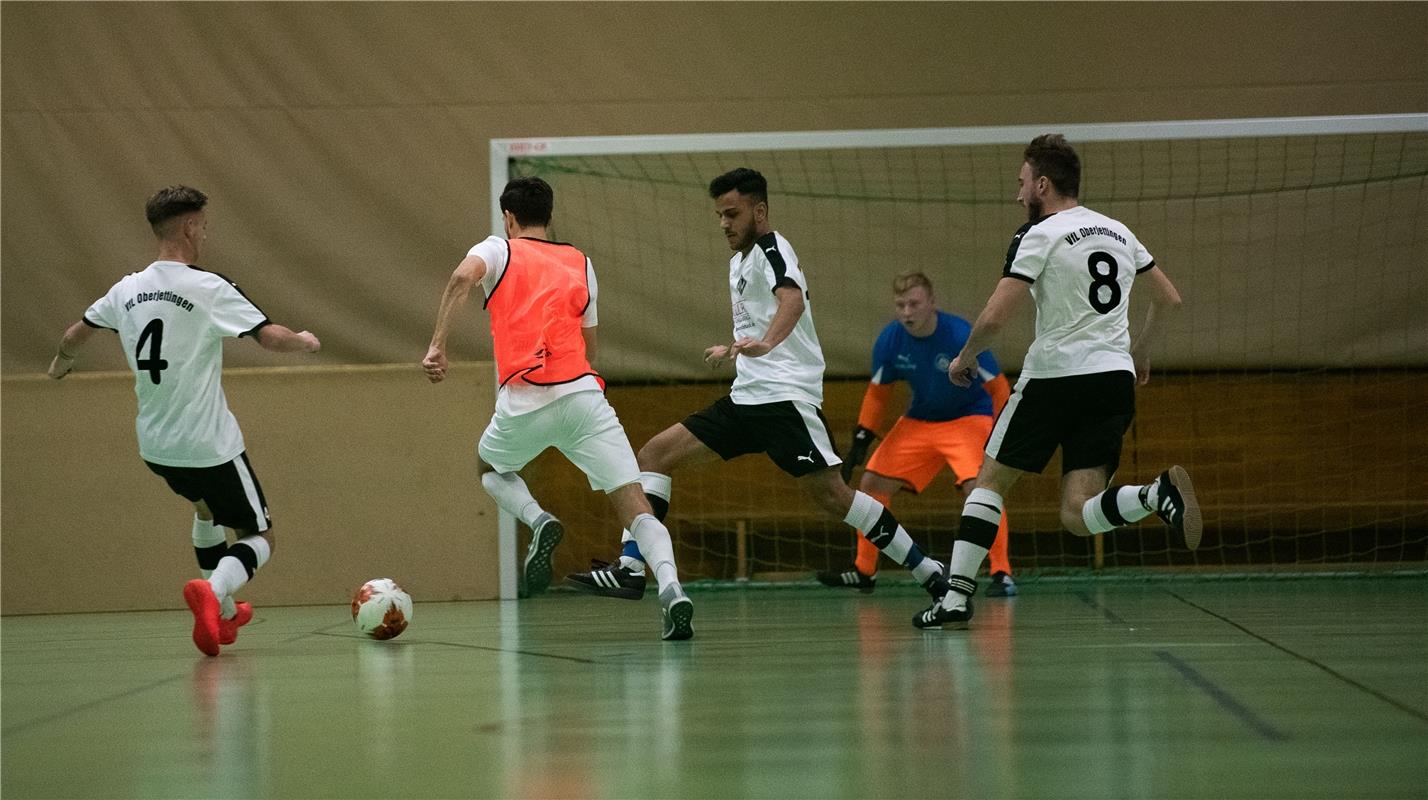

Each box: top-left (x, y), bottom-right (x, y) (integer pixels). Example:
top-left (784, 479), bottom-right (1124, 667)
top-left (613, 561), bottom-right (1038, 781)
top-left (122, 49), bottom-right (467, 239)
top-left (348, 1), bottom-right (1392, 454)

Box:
top-left (567, 168), bottom-right (953, 602)
top-left (422, 177), bottom-right (693, 640)
top-left (48, 186), bottom-right (321, 656)
top-left (913, 135), bottom-right (1202, 629)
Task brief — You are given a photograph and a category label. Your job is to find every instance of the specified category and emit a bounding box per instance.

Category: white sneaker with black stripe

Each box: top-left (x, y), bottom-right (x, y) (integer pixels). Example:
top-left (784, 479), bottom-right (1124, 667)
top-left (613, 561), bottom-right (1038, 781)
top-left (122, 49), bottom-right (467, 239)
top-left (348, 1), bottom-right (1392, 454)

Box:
top-left (565, 559), bottom-right (647, 600)
top-left (1154, 466), bottom-right (1202, 552)
top-left (815, 565), bottom-right (876, 594)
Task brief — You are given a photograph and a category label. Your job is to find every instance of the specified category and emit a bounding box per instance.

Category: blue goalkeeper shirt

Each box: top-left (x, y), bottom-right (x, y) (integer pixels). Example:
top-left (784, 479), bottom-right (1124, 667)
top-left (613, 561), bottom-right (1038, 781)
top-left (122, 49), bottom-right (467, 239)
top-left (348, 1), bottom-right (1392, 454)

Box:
top-left (870, 311), bottom-right (1000, 422)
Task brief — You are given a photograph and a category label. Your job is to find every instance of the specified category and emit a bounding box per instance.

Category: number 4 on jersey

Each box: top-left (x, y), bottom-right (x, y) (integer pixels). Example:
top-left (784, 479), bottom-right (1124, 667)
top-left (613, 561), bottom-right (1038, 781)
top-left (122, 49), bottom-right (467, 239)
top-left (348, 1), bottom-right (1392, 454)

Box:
top-left (135, 318), bottom-right (169, 384)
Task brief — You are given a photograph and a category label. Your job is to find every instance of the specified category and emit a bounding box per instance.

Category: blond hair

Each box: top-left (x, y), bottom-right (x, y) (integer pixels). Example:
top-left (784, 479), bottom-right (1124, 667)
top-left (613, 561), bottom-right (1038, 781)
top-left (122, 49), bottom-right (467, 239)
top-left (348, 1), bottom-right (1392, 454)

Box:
top-left (892, 271), bottom-right (934, 296)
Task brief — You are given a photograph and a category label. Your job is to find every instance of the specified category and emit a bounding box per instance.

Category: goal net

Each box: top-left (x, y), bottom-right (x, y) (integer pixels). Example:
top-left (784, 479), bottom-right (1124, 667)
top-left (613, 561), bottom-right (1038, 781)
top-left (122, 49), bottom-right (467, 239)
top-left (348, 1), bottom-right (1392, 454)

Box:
top-left (491, 116), bottom-right (1428, 593)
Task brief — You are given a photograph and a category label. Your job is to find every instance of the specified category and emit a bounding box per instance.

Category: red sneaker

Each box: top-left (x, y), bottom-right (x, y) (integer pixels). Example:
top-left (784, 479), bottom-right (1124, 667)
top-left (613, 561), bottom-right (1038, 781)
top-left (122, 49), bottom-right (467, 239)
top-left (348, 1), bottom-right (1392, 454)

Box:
top-left (183, 580), bottom-right (222, 657)
top-left (218, 602), bottom-right (253, 646)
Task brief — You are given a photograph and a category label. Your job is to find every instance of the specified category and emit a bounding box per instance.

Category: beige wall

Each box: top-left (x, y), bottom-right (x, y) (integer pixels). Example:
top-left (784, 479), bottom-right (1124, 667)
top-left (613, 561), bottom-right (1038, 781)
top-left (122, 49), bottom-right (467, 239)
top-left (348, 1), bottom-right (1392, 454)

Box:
top-left (2, 4), bottom-right (1425, 612)
top-left (3, 2), bottom-right (1424, 373)
top-left (1, 363), bottom-right (498, 614)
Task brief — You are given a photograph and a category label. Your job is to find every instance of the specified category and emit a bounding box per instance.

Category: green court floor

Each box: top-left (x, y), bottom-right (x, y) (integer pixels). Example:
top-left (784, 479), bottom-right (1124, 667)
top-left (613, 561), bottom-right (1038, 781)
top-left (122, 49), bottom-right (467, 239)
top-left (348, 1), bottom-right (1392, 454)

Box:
top-left (3, 577), bottom-right (1426, 799)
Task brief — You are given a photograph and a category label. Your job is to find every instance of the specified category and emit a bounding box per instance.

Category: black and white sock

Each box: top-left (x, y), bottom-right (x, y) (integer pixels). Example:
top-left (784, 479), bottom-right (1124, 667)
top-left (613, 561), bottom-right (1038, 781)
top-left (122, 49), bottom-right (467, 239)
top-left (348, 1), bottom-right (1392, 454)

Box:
top-left (208, 535), bottom-right (271, 600)
top-left (192, 517), bottom-right (235, 619)
top-left (1081, 482), bottom-right (1159, 534)
top-left (843, 491), bottom-right (942, 583)
top-left (944, 488), bottom-right (1004, 610)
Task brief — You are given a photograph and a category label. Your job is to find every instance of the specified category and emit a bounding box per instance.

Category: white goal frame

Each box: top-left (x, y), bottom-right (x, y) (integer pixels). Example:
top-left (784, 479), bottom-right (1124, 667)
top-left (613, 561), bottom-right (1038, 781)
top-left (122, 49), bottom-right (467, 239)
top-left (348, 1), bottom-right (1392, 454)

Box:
top-left (487, 113), bottom-right (1427, 600)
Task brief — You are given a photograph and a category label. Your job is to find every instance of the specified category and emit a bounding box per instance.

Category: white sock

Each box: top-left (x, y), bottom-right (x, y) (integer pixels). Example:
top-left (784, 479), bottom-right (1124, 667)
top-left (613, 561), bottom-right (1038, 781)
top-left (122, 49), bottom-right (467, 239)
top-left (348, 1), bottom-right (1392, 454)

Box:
top-left (639, 471), bottom-right (672, 504)
top-left (947, 539), bottom-right (990, 587)
top-left (629, 514), bottom-right (679, 592)
top-left (1083, 484), bottom-right (1158, 535)
top-left (220, 596), bottom-right (237, 620)
top-left (910, 558), bottom-right (943, 584)
top-left (1117, 485), bottom-right (1156, 522)
top-left (480, 472), bottom-right (545, 528)
top-left (208, 559), bottom-right (248, 600)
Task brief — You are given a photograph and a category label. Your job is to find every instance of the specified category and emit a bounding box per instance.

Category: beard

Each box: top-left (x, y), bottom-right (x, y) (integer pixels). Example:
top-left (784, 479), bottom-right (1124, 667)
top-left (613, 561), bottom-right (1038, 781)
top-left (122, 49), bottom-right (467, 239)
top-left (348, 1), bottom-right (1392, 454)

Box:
top-left (1026, 198), bottom-right (1044, 221)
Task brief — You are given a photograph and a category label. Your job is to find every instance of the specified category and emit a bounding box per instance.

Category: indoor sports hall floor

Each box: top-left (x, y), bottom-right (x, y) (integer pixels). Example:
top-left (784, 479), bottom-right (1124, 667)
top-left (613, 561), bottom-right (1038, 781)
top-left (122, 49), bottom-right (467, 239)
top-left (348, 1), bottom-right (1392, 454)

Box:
top-left (3, 576), bottom-right (1426, 799)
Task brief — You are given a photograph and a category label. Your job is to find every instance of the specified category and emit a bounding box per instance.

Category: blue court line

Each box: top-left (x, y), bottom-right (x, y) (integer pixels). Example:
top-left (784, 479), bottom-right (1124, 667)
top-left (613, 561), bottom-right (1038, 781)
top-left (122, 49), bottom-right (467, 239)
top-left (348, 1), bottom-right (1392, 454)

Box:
top-left (1154, 650), bottom-right (1291, 742)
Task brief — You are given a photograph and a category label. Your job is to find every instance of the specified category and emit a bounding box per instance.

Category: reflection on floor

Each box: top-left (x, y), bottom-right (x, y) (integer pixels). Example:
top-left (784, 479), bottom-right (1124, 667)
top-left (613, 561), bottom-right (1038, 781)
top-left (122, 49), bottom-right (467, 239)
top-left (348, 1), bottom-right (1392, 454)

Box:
top-left (3, 578), bottom-right (1426, 798)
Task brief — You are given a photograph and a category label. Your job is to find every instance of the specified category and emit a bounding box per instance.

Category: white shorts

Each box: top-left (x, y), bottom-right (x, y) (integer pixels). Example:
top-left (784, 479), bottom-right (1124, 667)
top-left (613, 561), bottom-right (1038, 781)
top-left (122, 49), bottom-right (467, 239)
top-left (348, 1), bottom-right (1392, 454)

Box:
top-left (478, 389), bottom-right (641, 493)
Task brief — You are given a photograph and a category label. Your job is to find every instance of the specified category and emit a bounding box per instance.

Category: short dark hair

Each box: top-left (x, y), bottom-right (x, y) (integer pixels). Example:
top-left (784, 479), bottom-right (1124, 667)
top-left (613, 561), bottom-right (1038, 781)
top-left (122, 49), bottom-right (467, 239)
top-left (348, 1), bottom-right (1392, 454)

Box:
top-left (145, 185), bottom-right (208, 235)
top-left (708, 167), bottom-right (767, 204)
top-left (499, 177), bottom-right (554, 227)
top-left (1024, 134), bottom-right (1080, 198)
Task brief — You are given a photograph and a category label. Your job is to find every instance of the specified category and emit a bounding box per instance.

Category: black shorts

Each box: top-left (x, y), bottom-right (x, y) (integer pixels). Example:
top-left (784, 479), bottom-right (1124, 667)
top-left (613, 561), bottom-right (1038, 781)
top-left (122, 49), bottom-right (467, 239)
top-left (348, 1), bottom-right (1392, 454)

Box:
top-left (145, 452), bottom-right (271, 532)
top-left (681, 395), bottom-right (843, 477)
top-left (985, 371), bottom-right (1135, 476)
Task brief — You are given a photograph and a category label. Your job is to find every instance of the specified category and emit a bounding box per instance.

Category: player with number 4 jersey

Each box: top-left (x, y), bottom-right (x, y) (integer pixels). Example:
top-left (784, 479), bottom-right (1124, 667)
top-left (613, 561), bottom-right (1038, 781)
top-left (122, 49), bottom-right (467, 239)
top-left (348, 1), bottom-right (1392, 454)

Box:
top-left (48, 186), bottom-right (321, 656)
top-left (914, 135), bottom-right (1202, 631)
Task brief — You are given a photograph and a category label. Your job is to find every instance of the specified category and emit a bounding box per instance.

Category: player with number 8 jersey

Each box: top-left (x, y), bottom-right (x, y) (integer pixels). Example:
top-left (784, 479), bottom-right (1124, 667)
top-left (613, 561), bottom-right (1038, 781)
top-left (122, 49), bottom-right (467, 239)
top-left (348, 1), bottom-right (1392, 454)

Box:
top-left (915, 135), bottom-right (1203, 631)
top-left (1003, 204), bottom-right (1155, 379)
top-left (48, 186), bottom-right (321, 656)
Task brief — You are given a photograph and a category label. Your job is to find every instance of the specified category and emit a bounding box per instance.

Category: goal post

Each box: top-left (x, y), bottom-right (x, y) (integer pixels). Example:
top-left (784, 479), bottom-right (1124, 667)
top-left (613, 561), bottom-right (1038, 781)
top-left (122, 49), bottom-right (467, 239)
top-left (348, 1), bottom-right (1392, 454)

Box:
top-left (490, 114), bottom-right (1428, 599)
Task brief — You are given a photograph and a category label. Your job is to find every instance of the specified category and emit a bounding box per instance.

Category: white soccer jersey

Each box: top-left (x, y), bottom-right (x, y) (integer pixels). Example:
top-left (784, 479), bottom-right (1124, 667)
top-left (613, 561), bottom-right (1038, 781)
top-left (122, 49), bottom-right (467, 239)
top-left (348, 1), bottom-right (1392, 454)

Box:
top-left (728, 231), bottom-right (826, 406)
top-left (84, 261), bottom-right (269, 467)
top-left (1002, 206), bottom-right (1157, 379)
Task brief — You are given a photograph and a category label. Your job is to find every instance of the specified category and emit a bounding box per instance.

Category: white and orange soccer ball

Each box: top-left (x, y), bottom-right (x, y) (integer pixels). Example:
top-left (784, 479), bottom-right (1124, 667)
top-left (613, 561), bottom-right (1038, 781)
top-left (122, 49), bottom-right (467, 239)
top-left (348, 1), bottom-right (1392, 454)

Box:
top-left (351, 578), bottom-right (412, 640)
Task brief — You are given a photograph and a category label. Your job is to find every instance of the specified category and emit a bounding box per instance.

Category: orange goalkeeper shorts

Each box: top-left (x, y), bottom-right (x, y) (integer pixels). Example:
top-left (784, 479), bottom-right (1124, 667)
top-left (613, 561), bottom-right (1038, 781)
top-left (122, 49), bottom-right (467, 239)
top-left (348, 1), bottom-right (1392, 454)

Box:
top-left (864, 415), bottom-right (993, 493)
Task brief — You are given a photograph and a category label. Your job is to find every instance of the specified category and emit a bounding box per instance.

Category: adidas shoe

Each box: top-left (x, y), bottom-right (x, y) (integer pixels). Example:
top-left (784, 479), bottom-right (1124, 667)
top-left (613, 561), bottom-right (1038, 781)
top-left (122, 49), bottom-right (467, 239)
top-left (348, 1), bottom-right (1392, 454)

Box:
top-left (1154, 466), bottom-right (1202, 552)
top-left (986, 572), bottom-right (1018, 597)
top-left (659, 584), bottom-right (694, 641)
top-left (182, 579), bottom-right (222, 657)
top-left (815, 565), bottom-right (876, 594)
top-left (565, 559), bottom-right (647, 600)
top-left (521, 514), bottom-right (565, 597)
top-left (218, 602), bottom-right (253, 645)
top-left (913, 596), bottom-right (974, 630)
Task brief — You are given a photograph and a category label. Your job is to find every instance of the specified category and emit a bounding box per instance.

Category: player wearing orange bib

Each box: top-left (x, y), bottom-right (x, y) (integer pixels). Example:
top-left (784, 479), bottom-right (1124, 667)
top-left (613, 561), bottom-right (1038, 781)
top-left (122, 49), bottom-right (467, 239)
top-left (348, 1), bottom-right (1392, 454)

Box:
top-left (818, 272), bottom-right (1016, 596)
top-left (423, 177), bottom-right (693, 640)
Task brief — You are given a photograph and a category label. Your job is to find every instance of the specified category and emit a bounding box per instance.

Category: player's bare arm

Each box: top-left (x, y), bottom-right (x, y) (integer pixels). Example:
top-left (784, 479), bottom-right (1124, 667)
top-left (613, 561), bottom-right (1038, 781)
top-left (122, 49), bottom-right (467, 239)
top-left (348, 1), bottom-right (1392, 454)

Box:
top-left (733, 285), bottom-right (804, 358)
top-left (47, 320), bottom-right (99, 379)
top-left (1129, 265), bottom-right (1183, 385)
top-left (948, 278), bottom-right (1031, 386)
top-left (255, 323), bottom-right (321, 353)
top-left (423, 254), bottom-right (488, 383)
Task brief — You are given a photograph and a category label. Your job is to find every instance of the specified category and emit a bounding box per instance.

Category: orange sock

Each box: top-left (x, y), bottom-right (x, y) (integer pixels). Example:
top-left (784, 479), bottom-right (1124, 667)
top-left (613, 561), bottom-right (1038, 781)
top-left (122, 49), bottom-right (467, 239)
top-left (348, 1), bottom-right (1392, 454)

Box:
top-left (853, 489), bottom-right (893, 576)
top-left (987, 511), bottom-right (1012, 576)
